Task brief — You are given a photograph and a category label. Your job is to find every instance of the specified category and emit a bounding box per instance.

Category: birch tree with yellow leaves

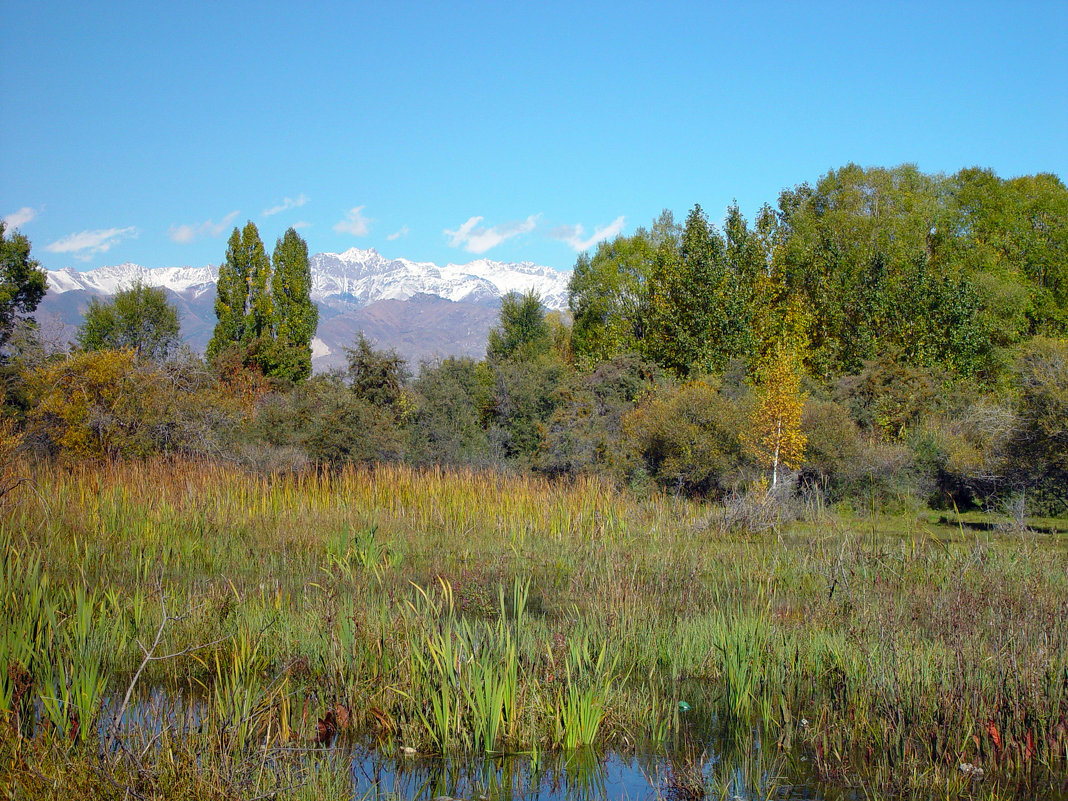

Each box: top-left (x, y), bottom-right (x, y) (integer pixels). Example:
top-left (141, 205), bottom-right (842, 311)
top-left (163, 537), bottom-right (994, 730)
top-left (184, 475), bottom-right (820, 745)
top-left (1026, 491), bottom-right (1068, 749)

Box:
top-left (744, 349), bottom-right (807, 489)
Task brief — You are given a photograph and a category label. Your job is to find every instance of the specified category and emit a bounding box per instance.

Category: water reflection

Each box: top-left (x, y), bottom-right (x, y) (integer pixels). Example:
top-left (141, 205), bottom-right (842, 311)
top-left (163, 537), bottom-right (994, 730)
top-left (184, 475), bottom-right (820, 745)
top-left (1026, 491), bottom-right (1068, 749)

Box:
top-left (346, 735), bottom-right (808, 801)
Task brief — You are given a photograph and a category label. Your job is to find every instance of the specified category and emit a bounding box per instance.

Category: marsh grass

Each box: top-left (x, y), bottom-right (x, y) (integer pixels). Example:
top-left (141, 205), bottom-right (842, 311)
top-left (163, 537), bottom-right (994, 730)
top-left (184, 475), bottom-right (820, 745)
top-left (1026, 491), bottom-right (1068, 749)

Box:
top-left (1, 458), bottom-right (1067, 799)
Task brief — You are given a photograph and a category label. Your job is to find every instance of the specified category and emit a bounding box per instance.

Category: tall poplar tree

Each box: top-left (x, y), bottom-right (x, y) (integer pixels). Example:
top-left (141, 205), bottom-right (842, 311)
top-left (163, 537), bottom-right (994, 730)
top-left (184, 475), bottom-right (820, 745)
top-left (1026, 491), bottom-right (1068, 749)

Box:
top-left (243, 224), bottom-right (273, 343)
top-left (270, 227), bottom-right (317, 381)
top-left (207, 221), bottom-right (274, 366)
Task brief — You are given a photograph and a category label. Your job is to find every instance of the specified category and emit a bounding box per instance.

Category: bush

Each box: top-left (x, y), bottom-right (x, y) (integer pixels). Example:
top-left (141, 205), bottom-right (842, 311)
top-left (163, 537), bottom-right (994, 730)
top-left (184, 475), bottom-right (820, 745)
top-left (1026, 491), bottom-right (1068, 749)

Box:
top-left (247, 375), bottom-right (405, 468)
top-left (621, 378), bottom-right (747, 497)
top-left (835, 438), bottom-right (930, 512)
top-left (835, 356), bottom-right (941, 440)
top-left (483, 354), bottom-right (568, 467)
top-left (537, 354), bottom-right (661, 478)
top-left (1004, 336), bottom-right (1068, 512)
top-left (716, 478), bottom-right (802, 533)
top-left (27, 350), bottom-right (236, 459)
top-left (408, 358), bottom-right (491, 467)
top-left (799, 399), bottom-right (863, 500)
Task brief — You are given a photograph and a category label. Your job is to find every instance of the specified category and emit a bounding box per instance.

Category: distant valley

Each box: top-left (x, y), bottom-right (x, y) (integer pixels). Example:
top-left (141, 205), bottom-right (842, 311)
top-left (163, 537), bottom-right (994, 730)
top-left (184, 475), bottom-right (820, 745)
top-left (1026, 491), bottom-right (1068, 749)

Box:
top-left (36, 248), bottom-right (571, 370)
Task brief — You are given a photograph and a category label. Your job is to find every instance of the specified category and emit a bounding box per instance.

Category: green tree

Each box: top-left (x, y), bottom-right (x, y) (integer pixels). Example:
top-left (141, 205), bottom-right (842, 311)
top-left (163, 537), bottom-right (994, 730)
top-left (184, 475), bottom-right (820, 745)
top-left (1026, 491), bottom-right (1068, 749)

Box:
top-left (645, 205), bottom-right (748, 375)
top-left (207, 221), bottom-right (272, 363)
top-left (78, 281), bottom-right (180, 360)
top-left (270, 227), bottom-right (318, 381)
top-left (0, 221), bottom-right (48, 351)
top-left (207, 222), bottom-right (317, 381)
top-left (487, 290), bottom-right (551, 362)
top-left (346, 332), bottom-right (410, 415)
top-left (948, 168), bottom-right (1068, 340)
top-left (568, 232), bottom-right (656, 364)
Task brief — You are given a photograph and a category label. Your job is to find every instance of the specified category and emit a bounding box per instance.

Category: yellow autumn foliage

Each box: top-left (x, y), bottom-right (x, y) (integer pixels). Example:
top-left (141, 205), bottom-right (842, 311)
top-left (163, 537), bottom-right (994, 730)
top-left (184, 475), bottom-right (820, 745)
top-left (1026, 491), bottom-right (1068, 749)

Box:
top-left (27, 349), bottom-right (239, 460)
top-left (743, 349), bottom-right (807, 487)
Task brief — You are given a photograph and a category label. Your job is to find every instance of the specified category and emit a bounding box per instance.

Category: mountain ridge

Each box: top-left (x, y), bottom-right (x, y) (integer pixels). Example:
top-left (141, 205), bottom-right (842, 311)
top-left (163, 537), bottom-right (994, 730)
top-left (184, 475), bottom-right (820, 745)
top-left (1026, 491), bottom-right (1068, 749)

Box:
top-left (36, 248), bottom-right (572, 370)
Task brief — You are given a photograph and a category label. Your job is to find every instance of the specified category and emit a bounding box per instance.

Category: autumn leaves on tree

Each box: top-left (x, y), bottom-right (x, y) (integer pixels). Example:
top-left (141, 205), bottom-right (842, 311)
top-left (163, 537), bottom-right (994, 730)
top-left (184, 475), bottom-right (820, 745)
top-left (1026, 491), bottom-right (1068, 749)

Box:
top-left (744, 349), bottom-right (807, 489)
top-left (207, 222), bottom-right (318, 382)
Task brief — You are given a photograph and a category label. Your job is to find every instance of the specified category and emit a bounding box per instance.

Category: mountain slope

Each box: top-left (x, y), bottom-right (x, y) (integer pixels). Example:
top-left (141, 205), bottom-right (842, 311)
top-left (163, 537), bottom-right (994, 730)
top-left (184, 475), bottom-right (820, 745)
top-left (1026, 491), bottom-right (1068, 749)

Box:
top-left (36, 249), bottom-right (571, 369)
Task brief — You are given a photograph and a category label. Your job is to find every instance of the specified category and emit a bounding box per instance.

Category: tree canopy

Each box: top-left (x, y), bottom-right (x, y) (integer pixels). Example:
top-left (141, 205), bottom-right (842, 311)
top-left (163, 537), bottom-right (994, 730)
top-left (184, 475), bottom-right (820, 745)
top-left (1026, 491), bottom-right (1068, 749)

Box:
top-left (0, 221), bottom-right (48, 351)
top-left (78, 281), bottom-right (180, 361)
top-left (487, 290), bottom-right (551, 363)
top-left (207, 223), bottom-right (317, 380)
top-left (568, 164), bottom-right (1068, 383)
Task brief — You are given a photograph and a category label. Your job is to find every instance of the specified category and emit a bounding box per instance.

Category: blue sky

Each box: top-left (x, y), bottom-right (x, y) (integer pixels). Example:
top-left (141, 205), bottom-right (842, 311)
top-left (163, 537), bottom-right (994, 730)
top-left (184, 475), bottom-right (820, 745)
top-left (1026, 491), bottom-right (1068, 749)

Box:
top-left (3, 1), bottom-right (1066, 273)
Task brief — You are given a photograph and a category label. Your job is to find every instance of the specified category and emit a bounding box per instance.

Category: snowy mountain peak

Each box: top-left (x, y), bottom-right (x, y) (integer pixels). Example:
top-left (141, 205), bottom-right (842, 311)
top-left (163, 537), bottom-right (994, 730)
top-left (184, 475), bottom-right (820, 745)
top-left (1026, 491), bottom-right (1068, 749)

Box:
top-left (335, 246), bottom-right (384, 263)
top-left (45, 250), bottom-right (571, 310)
top-left (46, 263), bottom-right (219, 297)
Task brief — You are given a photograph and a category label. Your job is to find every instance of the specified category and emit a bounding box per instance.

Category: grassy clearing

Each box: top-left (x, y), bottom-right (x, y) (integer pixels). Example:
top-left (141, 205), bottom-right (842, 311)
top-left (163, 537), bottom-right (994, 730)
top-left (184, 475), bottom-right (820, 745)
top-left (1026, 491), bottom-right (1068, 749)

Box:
top-left (1, 457), bottom-right (1067, 799)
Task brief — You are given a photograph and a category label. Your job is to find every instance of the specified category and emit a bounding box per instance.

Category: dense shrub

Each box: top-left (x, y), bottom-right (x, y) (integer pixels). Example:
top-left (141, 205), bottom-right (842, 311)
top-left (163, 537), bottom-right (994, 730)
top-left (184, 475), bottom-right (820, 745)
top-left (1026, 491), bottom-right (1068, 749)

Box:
top-left (799, 398), bottom-right (863, 499)
top-left (251, 374), bottom-right (405, 468)
top-left (27, 350), bottom-right (236, 459)
top-left (621, 379), bottom-right (747, 497)
top-left (408, 358), bottom-right (491, 467)
top-left (1003, 336), bottom-right (1068, 512)
top-left (835, 356), bottom-right (942, 440)
top-left (537, 354), bottom-right (661, 478)
top-left (483, 354), bottom-right (567, 467)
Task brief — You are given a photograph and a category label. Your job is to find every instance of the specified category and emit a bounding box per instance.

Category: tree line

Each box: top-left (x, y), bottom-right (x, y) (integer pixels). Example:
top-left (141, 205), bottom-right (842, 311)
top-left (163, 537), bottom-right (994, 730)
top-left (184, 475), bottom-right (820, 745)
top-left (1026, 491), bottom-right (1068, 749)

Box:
top-left (2, 164), bottom-right (1066, 519)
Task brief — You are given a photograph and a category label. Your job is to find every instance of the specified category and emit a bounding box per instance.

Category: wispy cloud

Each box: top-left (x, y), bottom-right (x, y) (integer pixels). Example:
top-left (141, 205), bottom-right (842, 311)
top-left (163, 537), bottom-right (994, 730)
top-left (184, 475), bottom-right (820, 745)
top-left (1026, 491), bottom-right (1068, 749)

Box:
top-left (291, 220), bottom-right (312, 230)
top-left (45, 227), bottom-right (138, 261)
top-left (168, 210), bottom-right (240, 244)
top-left (334, 206), bottom-right (373, 236)
top-left (3, 206), bottom-right (42, 229)
top-left (444, 214), bottom-right (539, 254)
top-left (263, 193), bottom-right (309, 217)
top-left (387, 225), bottom-right (410, 241)
top-left (550, 216), bottom-right (626, 251)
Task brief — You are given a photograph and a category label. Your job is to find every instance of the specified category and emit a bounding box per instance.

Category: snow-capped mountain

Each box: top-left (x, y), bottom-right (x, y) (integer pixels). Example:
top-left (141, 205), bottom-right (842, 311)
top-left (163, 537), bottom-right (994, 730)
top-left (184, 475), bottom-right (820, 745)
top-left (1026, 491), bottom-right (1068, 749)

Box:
top-left (309, 248), bottom-right (570, 309)
top-left (45, 249), bottom-right (571, 310)
top-left (37, 249), bottom-right (572, 369)
top-left (46, 263), bottom-right (219, 298)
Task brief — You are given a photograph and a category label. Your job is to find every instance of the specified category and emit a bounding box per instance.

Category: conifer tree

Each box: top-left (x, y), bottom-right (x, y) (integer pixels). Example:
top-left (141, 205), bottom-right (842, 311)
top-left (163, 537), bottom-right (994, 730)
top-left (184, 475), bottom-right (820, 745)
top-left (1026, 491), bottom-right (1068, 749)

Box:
top-left (270, 227), bottom-right (317, 381)
top-left (645, 204), bottom-right (745, 375)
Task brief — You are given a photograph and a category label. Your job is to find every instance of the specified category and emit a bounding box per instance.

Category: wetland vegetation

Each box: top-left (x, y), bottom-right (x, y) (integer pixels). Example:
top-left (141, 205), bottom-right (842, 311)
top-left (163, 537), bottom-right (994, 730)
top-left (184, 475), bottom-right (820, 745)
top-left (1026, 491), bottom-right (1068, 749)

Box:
top-left (2, 460), bottom-right (1067, 799)
top-left (2, 163), bottom-right (1067, 798)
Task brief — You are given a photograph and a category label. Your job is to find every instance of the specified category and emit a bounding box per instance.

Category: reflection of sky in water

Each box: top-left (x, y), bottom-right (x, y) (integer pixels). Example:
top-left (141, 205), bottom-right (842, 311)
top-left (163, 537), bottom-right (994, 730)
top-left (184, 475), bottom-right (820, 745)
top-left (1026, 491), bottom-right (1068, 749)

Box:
top-left (100, 692), bottom-right (843, 799)
top-left (347, 744), bottom-right (815, 801)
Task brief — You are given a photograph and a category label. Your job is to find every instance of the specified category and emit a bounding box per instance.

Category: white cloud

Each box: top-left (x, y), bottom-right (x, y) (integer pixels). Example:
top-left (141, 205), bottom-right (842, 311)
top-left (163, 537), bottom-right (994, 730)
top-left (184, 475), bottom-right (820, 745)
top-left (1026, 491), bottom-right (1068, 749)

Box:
top-left (168, 210), bottom-right (240, 244)
top-left (3, 206), bottom-right (41, 229)
top-left (334, 206), bottom-right (373, 236)
top-left (444, 214), bottom-right (539, 254)
top-left (550, 216), bottom-right (626, 251)
top-left (45, 226), bottom-right (138, 261)
top-left (387, 225), bottom-right (410, 241)
top-left (263, 193), bottom-right (309, 217)
top-left (291, 220), bottom-right (312, 230)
